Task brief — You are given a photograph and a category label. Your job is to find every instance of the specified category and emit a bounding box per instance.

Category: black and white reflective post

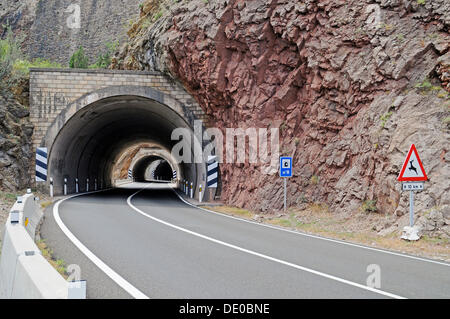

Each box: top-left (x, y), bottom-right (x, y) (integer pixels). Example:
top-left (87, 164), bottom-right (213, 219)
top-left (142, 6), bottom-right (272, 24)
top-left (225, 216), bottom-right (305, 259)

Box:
top-left (280, 157), bottom-right (293, 212)
top-left (172, 170), bottom-right (177, 181)
top-left (207, 156), bottom-right (218, 188)
top-left (75, 178), bottom-right (79, 193)
top-left (35, 147), bottom-right (48, 182)
top-left (64, 178), bottom-right (68, 195)
top-left (128, 169), bottom-right (132, 180)
top-left (49, 177), bottom-right (54, 198)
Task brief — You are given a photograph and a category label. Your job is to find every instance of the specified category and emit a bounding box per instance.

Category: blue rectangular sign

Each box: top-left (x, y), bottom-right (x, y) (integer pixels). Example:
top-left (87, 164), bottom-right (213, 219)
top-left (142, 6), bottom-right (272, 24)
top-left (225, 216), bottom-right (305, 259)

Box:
top-left (280, 157), bottom-right (292, 177)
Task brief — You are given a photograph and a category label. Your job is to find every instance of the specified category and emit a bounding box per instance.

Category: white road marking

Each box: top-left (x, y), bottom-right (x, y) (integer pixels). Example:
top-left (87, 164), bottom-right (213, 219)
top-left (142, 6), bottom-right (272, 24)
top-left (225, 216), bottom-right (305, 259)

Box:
top-left (172, 188), bottom-right (450, 268)
top-left (53, 189), bottom-right (149, 299)
top-left (128, 188), bottom-right (406, 299)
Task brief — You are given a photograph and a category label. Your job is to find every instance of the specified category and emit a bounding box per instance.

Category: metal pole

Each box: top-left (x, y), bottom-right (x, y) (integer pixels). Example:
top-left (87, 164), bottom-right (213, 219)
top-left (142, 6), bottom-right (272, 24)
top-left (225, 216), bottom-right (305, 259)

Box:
top-left (284, 177), bottom-right (287, 212)
top-left (409, 190), bottom-right (414, 227)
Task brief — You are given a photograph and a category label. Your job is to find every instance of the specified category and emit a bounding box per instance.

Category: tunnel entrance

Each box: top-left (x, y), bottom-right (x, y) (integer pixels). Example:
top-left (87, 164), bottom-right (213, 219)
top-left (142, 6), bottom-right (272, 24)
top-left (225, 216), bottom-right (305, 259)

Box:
top-left (133, 156), bottom-right (174, 182)
top-left (47, 93), bottom-right (205, 196)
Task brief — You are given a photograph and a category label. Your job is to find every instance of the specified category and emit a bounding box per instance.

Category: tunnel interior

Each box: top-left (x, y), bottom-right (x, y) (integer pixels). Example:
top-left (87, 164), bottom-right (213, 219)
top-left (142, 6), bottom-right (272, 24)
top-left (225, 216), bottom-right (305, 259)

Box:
top-left (133, 156), bottom-right (174, 182)
top-left (48, 95), bottom-right (204, 194)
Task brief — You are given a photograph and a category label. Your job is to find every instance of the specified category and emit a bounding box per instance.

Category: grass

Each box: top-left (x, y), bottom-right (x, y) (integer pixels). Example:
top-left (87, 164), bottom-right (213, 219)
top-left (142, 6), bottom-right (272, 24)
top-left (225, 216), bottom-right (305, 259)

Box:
top-left (201, 203), bottom-right (450, 261)
top-left (200, 205), bottom-right (255, 219)
top-left (0, 191), bottom-right (20, 205)
top-left (153, 10), bottom-right (163, 21)
top-left (361, 200), bottom-right (377, 213)
top-left (40, 201), bottom-right (52, 209)
top-left (310, 175), bottom-right (319, 185)
top-left (13, 58), bottom-right (63, 75)
top-left (443, 116), bottom-right (450, 125)
top-left (380, 111), bottom-right (393, 128)
top-left (36, 239), bottom-right (68, 279)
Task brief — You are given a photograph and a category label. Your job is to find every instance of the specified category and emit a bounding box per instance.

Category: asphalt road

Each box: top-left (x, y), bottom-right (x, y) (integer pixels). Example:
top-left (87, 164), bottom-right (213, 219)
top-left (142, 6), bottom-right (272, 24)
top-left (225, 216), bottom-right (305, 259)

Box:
top-left (41, 183), bottom-right (450, 299)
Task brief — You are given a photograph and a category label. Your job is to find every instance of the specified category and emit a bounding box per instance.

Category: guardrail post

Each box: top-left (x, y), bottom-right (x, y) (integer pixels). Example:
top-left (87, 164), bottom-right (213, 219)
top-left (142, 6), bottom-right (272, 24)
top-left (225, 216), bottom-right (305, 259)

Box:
top-left (64, 178), bottom-right (67, 195)
top-left (49, 177), bottom-right (54, 198)
top-left (75, 178), bottom-right (79, 193)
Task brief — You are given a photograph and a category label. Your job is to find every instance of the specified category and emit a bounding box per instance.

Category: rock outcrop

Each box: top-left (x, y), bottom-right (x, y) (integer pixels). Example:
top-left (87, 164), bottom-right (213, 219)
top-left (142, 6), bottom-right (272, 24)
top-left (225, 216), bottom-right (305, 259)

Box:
top-left (0, 91), bottom-right (34, 191)
top-left (115, 0), bottom-right (450, 237)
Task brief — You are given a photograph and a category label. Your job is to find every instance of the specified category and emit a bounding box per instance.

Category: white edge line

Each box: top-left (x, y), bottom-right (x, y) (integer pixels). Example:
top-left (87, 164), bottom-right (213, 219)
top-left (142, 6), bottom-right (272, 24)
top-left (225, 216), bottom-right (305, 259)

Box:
top-left (128, 188), bottom-right (405, 299)
top-left (53, 188), bottom-right (149, 299)
top-left (171, 188), bottom-right (450, 268)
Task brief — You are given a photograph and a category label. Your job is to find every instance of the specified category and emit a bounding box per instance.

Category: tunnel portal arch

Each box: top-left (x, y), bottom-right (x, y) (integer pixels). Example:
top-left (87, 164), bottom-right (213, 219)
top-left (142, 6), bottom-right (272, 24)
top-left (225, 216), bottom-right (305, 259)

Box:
top-left (41, 85), bottom-right (205, 197)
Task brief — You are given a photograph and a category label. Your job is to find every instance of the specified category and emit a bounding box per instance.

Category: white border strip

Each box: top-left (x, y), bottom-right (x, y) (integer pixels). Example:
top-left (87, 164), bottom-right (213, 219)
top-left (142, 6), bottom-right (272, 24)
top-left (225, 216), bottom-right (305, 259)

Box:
top-left (128, 188), bottom-right (405, 299)
top-left (172, 189), bottom-right (450, 267)
top-left (53, 189), bottom-right (149, 299)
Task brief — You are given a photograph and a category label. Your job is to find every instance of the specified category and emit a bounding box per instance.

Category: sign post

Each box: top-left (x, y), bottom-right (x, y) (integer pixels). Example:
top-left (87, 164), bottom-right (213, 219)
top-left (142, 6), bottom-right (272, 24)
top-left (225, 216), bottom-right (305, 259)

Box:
top-left (397, 144), bottom-right (428, 227)
top-left (280, 157), bottom-right (293, 211)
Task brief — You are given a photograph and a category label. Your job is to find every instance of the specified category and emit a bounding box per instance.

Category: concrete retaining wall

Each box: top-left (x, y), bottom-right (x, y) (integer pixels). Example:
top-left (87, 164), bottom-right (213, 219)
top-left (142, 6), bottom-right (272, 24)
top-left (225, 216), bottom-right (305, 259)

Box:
top-left (0, 193), bottom-right (79, 299)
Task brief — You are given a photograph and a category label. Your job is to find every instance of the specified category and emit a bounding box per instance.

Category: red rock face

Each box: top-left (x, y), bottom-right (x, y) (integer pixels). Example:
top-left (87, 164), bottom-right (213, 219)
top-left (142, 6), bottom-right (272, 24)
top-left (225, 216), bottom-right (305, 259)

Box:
top-left (118, 0), bottom-right (450, 221)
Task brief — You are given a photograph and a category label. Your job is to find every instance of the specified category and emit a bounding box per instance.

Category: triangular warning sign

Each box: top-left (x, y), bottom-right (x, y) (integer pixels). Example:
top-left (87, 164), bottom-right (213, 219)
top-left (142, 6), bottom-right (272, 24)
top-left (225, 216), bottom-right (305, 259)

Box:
top-left (398, 144), bottom-right (428, 182)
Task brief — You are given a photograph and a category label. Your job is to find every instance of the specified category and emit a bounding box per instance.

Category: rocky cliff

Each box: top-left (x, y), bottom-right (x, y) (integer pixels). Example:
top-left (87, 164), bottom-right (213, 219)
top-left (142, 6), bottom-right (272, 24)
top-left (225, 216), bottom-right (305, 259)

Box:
top-left (0, 0), bottom-right (141, 64)
top-left (0, 89), bottom-right (34, 191)
top-left (115, 0), bottom-right (450, 237)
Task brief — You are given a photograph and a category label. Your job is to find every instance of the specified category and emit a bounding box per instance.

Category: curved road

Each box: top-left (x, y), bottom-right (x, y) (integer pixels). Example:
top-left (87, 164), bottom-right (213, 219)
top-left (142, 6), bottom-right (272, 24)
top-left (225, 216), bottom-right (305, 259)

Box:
top-left (41, 183), bottom-right (450, 299)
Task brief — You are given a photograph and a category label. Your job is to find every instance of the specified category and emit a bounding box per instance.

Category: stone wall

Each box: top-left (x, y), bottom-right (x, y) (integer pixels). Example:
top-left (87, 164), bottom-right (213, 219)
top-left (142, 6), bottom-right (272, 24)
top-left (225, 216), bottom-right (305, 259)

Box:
top-left (0, 0), bottom-right (141, 64)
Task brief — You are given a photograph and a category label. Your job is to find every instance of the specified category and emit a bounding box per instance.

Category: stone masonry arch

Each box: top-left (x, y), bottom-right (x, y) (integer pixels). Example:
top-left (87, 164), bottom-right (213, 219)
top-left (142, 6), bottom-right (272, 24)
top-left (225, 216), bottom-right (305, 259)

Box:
top-left (29, 68), bottom-right (214, 199)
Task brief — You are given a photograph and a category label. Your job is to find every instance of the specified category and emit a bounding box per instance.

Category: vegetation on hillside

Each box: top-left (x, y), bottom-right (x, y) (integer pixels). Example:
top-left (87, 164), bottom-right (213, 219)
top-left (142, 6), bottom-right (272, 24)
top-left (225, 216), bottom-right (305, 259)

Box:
top-left (0, 26), bottom-right (61, 95)
top-left (68, 41), bottom-right (119, 69)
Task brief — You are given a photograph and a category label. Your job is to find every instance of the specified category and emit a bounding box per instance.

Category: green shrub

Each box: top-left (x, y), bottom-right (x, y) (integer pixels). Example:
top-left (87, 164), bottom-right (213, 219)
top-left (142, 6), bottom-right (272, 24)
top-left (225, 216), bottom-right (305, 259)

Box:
top-left (89, 41), bottom-right (119, 69)
top-left (69, 46), bottom-right (89, 68)
top-left (361, 200), bottom-right (377, 213)
top-left (380, 111), bottom-right (393, 128)
top-left (0, 26), bottom-right (25, 93)
top-left (414, 79), bottom-right (432, 90)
